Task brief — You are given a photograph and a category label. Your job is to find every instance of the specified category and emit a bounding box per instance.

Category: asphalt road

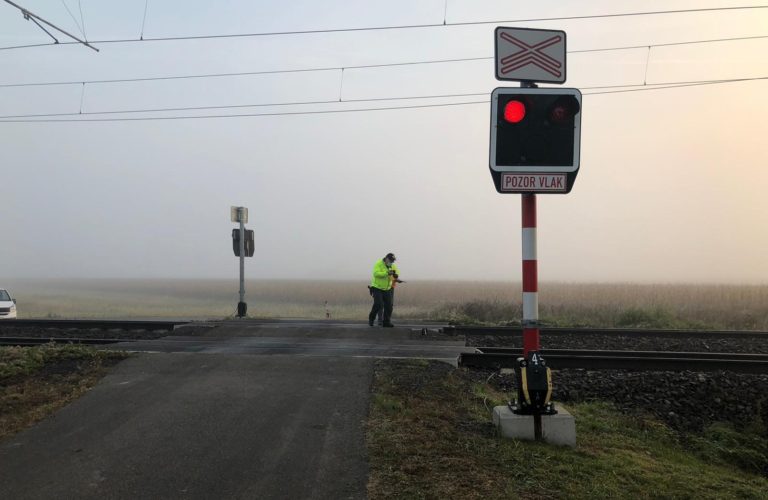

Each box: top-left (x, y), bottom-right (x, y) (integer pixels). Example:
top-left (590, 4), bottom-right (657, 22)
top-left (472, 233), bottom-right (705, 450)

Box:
top-left (110, 321), bottom-right (472, 361)
top-left (0, 353), bottom-right (373, 499)
top-left (0, 322), bottom-right (470, 499)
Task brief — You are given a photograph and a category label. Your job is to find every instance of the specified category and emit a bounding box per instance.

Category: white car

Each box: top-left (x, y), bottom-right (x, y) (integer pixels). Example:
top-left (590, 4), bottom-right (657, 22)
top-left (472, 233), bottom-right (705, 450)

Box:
top-left (0, 289), bottom-right (17, 319)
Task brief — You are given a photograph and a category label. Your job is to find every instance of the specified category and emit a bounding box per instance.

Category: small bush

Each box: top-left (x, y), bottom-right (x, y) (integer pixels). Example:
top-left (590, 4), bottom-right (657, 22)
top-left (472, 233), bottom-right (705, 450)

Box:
top-left (616, 307), bottom-right (678, 328)
top-left (430, 300), bottom-right (520, 325)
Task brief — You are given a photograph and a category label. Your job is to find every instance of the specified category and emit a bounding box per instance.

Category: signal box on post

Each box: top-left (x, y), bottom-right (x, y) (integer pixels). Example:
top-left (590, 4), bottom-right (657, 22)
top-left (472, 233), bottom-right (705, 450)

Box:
top-left (232, 229), bottom-right (255, 257)
top-left (489, 87), bottom-right (582, 194)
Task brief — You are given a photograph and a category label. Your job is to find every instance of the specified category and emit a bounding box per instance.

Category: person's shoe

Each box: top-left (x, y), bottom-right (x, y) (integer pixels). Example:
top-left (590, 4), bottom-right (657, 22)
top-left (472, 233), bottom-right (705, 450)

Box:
top-left (369, 320), bottom-right (374, 327)
top-left (383, 322), bottom-right (395, 328)
top-left (377, 321), bottom-right (383, 326)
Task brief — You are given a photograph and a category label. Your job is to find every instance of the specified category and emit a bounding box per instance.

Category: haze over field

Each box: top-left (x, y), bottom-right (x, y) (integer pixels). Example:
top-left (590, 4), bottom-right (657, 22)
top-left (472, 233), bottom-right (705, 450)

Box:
top-left (1, 1), bottom-right (767, 284)
top-left (4, 279), bottom-right (768, 330)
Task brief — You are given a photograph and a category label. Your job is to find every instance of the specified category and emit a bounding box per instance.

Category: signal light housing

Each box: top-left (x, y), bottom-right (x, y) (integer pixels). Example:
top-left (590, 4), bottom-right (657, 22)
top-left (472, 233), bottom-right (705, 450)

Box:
top-left (489, 87), bottom-right (583, 194)
top-left (232, 229), bottom-right (255, 257)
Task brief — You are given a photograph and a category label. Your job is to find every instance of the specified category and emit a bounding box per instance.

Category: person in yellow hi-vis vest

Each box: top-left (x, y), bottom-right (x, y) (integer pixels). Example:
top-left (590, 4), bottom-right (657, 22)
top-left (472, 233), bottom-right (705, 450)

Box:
top-left (368, 253), bottom-right (403, 328)
top-left (372, 256), bottom-right (405, 326)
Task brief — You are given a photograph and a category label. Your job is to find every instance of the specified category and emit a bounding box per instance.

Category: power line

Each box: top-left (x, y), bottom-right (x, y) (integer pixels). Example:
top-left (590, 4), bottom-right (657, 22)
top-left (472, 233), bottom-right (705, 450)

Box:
top-left (572, 35), bottom-right (768, 53)
top-left (139, 0), bottom-right (149, 40)
top-left (60, 0), bottom-right (84, 38)
top-left (77, 0), bottom-right (86, 40)
top-left (1, 78), bottom-right (762, 120)
top-left (1, 34), bottom-right (766, 89)
top-left (0, 100), bottom-right (488, 122)
top-left (0, 98), bottom-right (345, 119)
top-left (583, 76), bottom-right (768, 95)
top-left (0, 5), bottom-right (765, 51)
top-left (0, 92), bottom-right (492, 119)
top-left (0, 67), bottom-right (339, 88)
top-left (0, 76), bottom-right (763, 123)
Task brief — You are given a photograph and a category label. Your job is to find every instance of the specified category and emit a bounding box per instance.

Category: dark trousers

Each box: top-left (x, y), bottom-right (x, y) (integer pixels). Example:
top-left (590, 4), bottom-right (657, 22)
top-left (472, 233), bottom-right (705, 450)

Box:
top-left (376, 289), bottom-right (395, 323)
top-left (369, 288), bottom-right (393, 325)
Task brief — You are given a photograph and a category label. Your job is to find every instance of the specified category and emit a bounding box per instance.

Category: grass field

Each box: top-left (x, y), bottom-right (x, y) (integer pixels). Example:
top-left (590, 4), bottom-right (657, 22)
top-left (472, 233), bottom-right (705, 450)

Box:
top-left (2, 279), bottom-right (767, 330)
top-left (367, 359), bottom-right (768, 499)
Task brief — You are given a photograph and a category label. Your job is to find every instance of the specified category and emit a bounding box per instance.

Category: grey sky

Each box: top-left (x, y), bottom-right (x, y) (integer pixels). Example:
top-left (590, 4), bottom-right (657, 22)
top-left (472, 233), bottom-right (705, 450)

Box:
top-left (1, 0), bottom-right (766, 283)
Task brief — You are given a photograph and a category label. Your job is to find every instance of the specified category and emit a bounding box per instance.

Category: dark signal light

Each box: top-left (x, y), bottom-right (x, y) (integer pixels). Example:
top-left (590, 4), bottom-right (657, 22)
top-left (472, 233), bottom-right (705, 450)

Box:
top-left (550, 105), bottom-right (569, 124)
top-left (503, 99), bottom-right (526, 123)
top-left (548, 95), bottom-right (580, 124)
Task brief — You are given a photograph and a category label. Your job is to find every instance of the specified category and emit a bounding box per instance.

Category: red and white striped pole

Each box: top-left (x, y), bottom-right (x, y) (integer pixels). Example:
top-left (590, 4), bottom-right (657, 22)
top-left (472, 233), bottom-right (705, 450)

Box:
top-left (521, 193), bottom-right (540, 356)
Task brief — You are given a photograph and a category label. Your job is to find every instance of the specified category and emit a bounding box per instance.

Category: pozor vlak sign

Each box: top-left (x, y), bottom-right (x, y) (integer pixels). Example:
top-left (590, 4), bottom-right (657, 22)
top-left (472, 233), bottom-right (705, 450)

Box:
top-left (489, 87), bottom-right (582, 194)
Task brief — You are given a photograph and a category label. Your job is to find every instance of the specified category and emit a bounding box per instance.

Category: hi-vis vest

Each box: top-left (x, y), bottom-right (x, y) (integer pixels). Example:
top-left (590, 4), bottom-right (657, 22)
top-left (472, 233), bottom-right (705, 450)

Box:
top-left (370, 260), bottom-right (399, 291)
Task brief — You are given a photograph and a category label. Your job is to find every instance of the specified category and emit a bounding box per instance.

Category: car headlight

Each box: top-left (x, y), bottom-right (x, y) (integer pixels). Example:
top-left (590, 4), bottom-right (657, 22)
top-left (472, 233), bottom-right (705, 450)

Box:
top-left (10, 304), bottom-right (16, 310)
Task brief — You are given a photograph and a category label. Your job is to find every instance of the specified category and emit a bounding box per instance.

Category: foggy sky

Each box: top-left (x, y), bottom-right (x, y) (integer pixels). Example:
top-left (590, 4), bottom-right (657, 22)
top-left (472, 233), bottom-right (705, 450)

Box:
top-left (1, 0), bottom-right (767, 284)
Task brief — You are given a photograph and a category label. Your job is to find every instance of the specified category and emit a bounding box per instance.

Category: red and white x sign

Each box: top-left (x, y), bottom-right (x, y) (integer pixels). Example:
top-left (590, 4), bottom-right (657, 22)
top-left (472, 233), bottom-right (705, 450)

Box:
top-left (495, 27), bottom-right (567, 84)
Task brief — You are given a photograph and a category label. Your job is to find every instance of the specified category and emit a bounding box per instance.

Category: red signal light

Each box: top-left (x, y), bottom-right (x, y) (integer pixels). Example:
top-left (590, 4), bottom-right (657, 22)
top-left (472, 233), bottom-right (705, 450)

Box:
top-left (503, 100), bottom-right (526, 123)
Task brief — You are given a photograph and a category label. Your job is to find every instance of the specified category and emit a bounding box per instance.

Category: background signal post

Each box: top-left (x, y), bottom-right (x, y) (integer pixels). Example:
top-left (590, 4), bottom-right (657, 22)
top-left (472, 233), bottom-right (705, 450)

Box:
top-left (231, 206), bottom-right (253, 318)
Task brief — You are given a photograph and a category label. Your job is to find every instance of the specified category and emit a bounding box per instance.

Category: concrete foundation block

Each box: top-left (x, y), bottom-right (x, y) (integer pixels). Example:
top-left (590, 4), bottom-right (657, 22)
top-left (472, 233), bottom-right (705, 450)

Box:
top-left (492, 403), bottom-right (576, 447)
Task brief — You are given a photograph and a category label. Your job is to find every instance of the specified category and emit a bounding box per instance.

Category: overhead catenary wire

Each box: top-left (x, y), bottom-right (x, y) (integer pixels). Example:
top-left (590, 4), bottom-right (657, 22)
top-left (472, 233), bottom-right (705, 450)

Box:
top-left (0, 76), bottom-right (763, 123)
top-left (78, 81), bottom-right (85, 113)
top-left (139, 0), bottom-right (149, 40)
top-left (1, 0), bottom-right (98, 51)
top-left (1, 77), bottom-right (764, 121)
top-left (583, 76), bottom-right (768, 94)
top-left (0, 5), bottom-right (765, 51)
top-left (643, 46), bottom-right (651, 86)
top-left (1, 34), bottom-right (766, 89)
top-left (2, 5), bottom-right (765, 122)
top-left (27, 15), bottom-right (58, 44)
top-left (60, 0), bottom-right (85, 38)
top-left (77, 0), bottom-right (86, 40)
top-left (0, 100), bottom-right (489, 123)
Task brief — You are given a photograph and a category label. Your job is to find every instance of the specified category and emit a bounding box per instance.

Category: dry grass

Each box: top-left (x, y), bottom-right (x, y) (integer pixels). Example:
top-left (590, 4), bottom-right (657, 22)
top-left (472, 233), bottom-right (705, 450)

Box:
top-left (0, 345), bottom-right (128, 441)
top-left (2, 279), bottom-right (767, 329)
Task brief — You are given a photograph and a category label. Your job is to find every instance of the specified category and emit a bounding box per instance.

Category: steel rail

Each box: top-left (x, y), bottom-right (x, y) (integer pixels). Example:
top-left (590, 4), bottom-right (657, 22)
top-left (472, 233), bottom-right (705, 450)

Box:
top-left (443, 326), bottom-right (768, 339)
top-left (0, 336), bottom-right (135, 346)
top-left (458, 348), bottom-right (768, 373)
top-left (475, 347), bottom-right (768, 361)
top-left (0, 319), bottom-right (185, 331)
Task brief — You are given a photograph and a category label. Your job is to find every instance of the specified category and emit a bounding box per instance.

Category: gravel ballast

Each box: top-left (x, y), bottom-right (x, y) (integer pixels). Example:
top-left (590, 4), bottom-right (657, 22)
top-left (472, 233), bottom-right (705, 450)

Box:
top-left (467, 333), bottom-right (768, 354)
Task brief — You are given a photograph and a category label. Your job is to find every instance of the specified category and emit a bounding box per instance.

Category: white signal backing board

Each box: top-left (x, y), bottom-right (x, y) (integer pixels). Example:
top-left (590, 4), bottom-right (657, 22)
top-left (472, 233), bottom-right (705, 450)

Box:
top-left (230, 206), bottom-right (248, 223)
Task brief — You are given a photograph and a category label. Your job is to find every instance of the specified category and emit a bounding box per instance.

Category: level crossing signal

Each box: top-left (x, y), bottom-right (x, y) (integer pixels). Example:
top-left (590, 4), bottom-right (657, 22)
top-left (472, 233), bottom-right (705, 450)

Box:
top-left (232, 229), bottom-right (255, 257)
top-left (489, 87), bottom-right (582, 194)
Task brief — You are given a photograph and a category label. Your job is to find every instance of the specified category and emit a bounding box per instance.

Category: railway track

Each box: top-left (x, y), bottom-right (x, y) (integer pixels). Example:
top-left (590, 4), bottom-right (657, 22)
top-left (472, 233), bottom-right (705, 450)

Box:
top-left (459, 347), bottom-right (768, 373)
top-left (443, 326), bottom-right (768, 339)
top-left (0, 319), bottom-right (185, 331)
top-left (0, 336), bottom-right (135, 346)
